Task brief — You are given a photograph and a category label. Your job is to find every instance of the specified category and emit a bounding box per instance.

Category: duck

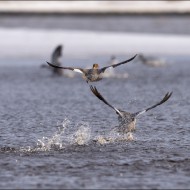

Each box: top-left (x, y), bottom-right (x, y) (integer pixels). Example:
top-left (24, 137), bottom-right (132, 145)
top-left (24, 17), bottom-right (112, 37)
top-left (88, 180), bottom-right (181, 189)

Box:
top-left (41, 45), bottom-right (63, 76)
top-left (51, 45), bottom-right (64, 76)
top-left (46, 54), bottom-right (137, 83)
top-left (90, 85), bottom-right (172, 133)
top-left (138, 53), bottom-right (166, 67)
top-left (43, 45), bottom-right (76, 78)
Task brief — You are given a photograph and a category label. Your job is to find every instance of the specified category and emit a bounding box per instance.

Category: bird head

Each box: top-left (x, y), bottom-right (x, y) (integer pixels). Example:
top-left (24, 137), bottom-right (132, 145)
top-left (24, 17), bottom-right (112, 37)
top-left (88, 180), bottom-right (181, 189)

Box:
top-left (93, 64), bottom-right (99, 69)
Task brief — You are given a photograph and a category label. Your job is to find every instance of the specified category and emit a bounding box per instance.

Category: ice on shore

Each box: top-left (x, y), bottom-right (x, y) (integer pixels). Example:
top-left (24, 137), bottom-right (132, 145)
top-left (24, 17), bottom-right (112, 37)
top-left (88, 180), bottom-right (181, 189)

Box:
top-left (0, 28), bottom-right (190, 60)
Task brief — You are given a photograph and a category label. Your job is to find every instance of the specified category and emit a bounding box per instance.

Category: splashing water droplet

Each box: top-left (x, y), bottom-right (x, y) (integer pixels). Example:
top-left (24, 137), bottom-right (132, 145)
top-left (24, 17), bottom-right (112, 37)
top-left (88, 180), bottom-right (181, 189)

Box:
top-left (36, 118), bottom-right (71, 151)
top-left (94, 127), bottom-right (135, 144)
top-left (124, 132), bottom-right (135, 141)
top-left (96, 135), bottom-right (109, 145)
top-left (73, 122), bottom-right (91, 145)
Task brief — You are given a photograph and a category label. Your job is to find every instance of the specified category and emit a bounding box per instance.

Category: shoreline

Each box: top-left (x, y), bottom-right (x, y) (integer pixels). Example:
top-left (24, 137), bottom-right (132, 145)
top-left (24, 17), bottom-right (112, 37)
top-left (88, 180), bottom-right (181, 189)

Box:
top-left (1, 1), bottom-right (190, 15)
top-left (1, 12), bottom-right (190, 16)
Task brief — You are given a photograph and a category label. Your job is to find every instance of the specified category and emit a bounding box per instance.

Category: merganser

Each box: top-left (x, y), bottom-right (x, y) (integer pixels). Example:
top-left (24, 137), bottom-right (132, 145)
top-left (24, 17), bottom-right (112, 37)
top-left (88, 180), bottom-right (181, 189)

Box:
top-left (46, 54), bottom-right (137, 83)
top-left (90, 85), bottom-right (172, 133)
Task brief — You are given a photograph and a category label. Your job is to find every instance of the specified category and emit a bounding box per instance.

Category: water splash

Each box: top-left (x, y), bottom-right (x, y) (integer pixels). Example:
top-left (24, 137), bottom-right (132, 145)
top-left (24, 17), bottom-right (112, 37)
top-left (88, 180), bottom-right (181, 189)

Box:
top-left (10, 120), bottom-right (135, 153)
top-left (15, 119), bottom-right (91, 153)
top-left (36, 118), bottom-right (71, 151)
top-left (36, 120), bottom-right (91, 151)
top-left (94, 128), bottom-right (135, 145)
top-left (71, 122), bottom-right (91, 145)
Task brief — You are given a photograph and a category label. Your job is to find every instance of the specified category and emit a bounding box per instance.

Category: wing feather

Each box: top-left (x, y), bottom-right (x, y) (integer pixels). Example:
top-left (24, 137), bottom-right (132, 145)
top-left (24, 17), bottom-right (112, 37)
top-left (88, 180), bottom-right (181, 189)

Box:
top-left (90, 85), bottom-right (123, 117)
top-left (134, 92), bottom-right (172, 117)
top-left (101, 54), bottom-right (137, 72)
top-left (46, 61), bottom-right (83, 73)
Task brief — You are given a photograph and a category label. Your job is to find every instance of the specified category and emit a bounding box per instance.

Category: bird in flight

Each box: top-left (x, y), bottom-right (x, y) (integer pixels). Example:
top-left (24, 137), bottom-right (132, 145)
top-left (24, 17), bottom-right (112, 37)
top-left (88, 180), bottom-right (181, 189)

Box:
top-left (46, 54), bottom-right (137, 83)
top-left (90, 85), bottom-right (172, 133)
top-left (41, 45), bottom-right (63, 75)
top-left (51, 45), bottom-right (64, 76)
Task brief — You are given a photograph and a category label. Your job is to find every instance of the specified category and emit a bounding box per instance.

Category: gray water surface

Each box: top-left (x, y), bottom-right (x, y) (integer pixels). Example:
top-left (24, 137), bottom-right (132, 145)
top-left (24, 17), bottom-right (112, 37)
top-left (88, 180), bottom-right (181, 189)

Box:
top-left (0, 56), bottom-right (189, 189)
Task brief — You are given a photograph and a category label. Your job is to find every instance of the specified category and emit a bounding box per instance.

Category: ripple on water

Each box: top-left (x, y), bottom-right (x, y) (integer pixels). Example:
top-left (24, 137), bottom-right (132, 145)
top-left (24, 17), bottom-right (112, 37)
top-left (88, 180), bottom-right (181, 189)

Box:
top-left (0, 60), bottom-right (190, 189)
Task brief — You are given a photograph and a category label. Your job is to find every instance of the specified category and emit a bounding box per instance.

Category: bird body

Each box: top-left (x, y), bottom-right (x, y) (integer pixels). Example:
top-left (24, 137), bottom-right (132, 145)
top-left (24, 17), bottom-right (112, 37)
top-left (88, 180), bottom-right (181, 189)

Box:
top-left (117, 112), bottom-right (136, 133)
top-left (82, 68), bottom-right (104, 82)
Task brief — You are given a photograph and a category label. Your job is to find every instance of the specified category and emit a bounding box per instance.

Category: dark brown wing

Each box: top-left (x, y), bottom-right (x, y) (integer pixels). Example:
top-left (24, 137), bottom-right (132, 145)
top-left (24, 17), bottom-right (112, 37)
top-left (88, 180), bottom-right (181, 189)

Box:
top-left (46, 62), bottom-right (84, 73)
top-left (90, 85), bottom-right (123, 117)
top-left (101, 54), bottom-right (137, 73)
top-left (51, 45), bottom-right (63, 63)
top-left (134, 92), bottom-right (172, 117)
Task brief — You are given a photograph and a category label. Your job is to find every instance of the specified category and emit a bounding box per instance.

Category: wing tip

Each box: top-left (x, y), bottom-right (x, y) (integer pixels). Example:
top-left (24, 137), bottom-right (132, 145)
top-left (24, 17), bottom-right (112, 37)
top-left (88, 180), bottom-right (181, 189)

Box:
top-left (126, 53), bottom-right (138, 62)
top-left (46, 61), bottom-right (51, 66)
top-left (166, 91), bottom-right (173, 99)
top-left (130, 54), bottom-right (138, 61)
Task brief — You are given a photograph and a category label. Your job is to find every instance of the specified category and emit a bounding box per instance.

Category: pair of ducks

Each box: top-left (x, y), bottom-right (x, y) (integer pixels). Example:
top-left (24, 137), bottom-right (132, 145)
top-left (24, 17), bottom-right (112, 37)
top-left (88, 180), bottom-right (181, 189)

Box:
top-left (46, 51), bottom-right (172, 133)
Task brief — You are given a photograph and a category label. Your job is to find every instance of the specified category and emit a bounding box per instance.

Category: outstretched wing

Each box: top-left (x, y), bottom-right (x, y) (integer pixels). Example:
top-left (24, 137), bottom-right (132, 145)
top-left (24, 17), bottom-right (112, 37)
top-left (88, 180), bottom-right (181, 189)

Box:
top-left (90, 85), bottom-right (123, 117)
top-left (134, 92), bottom-right (172, 117)
top-left (46, 62), bottom-right (84, 74)
top-left (51, 45), bottom-right (63, 66)
top-left (101, 54), bottom-right (137, 73)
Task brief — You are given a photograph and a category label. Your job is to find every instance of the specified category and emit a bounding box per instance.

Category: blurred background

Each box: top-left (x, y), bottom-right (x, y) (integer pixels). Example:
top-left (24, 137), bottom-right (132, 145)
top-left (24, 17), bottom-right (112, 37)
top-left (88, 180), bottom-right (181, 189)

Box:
top-left (0, 0), bottom-right (190, 64)
top-left (0, 1), bottom-right (190, 189)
